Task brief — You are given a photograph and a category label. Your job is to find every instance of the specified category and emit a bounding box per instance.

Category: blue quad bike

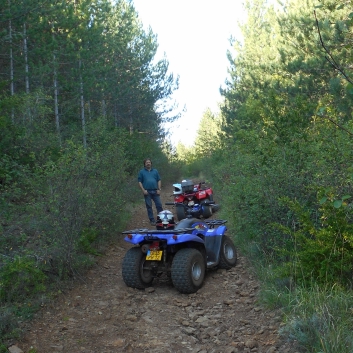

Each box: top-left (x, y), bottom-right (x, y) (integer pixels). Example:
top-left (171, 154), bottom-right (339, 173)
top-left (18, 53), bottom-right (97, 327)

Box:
top-left (171, 199), bottom-right (220, 221)
top-left (121, 205), bottom-right (237, 294)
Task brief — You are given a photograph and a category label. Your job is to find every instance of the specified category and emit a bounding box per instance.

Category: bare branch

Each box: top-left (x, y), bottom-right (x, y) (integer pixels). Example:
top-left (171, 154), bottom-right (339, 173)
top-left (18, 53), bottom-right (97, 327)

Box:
top-left (315, 113), bottom-right (353, 137)
top-left (314, 10), bottom-right (353, 85)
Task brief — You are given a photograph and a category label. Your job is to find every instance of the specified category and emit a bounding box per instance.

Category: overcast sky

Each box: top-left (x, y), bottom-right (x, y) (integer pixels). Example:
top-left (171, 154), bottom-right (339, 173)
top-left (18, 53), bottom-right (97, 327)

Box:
top-left (132, 0), bottom-right (246, 146)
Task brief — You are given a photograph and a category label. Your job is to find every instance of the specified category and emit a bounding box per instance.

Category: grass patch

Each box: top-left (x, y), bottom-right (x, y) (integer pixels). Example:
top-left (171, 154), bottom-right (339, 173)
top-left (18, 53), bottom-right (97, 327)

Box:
top-left (257, 265), bottom-right (353, 353)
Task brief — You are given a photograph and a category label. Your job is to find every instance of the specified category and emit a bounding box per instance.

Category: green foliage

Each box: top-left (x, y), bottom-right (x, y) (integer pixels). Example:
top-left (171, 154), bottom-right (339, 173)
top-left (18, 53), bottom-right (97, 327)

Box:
top-left (0, 113), bottom-right (32, 192)
top-left (0, 307), bottom-right (19, 346)
top-left (0, 0), bottom-right (182, 346)
top-left (1, 0), bottom-right (353, 351)
top-left (277, 192), bottom-right (353, 287)
top-left (0, 256), bottom-right (47, 302)
top-left (190, 1), bottom-right (353, 351)
top-left (35, 135), bottom-right (129, 277)
top-left (0, 0), bottom-right (179, 145)
top-left (194, 109), bottom-right (224, 157)
top-left (78, 228), bottom-right (100, 255)
top-left (0, 345), bottom-right (8, 353)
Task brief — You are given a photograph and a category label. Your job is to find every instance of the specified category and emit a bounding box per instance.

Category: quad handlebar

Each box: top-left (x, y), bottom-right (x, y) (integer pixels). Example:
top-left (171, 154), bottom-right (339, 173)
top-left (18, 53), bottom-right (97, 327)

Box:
top-left (164, 202), bottom-right (226, 226)
top-left (165, 201), bottom-right (215, 207)
top-left (165, 201), bottom-right (214, 219)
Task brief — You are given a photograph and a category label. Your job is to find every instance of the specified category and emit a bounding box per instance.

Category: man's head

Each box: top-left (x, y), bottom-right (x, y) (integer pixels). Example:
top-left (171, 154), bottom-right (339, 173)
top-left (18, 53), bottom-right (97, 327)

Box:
top-left (144, 158), bottom-right (152, 168)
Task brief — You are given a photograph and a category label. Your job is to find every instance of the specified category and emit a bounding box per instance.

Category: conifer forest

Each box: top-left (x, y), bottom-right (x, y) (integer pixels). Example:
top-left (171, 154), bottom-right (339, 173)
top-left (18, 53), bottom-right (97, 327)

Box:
top-left (1, 0), bottom-right (353, 352)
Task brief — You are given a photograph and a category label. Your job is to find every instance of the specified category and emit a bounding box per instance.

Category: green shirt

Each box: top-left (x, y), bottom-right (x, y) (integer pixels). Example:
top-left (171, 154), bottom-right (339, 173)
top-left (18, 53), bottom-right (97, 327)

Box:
top-left (138, 168), bottom-right (161, 190)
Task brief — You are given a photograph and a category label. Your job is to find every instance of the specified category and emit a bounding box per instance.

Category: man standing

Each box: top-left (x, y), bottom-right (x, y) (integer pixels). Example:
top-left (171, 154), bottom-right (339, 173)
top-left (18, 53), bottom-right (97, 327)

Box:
top-left (138, 158), bottom-right (163, 225)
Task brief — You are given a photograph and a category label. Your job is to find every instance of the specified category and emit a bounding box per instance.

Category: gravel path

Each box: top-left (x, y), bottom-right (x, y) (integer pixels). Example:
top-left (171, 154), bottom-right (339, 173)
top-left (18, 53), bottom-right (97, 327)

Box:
top-left (12, 191), bottom-right (298, 353)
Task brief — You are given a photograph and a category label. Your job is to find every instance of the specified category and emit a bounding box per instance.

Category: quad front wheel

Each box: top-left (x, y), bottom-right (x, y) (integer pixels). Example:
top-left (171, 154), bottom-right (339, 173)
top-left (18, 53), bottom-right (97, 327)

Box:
top-left (202, 204), bottom-right (213, 218)
top-left (218, 236), bottom-right (237, 269)
top-left (176, 204), bottom-right (187, 221)
top-left (201, 198), bottom-right (213, 218)
top-left (122, 247), bottom-right (153, 289)
top-left (171, 248), bottom-right (205, 294)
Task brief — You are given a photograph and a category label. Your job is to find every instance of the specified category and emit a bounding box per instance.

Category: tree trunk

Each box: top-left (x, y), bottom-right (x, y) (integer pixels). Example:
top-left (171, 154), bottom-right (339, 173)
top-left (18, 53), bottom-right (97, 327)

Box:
top-left (53, 53), bottom-right (61, 145)
top-left (114, 102), bottom-right (118, 127)
top-left (52, 24), bottom-right (61, 146)
top-left (9, 0), bottom-right (14, 122)
top-left (24, 23), bottom-right (29, 94)
top-left (79, 60), bottom-right (87, 149)
top-left (102, 99), bottom-right (106, 118)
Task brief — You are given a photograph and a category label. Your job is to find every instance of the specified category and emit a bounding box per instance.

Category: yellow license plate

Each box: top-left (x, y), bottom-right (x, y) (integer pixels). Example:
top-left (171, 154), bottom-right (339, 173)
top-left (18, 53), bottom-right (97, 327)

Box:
top-left (146, 250), bottom-right (163, 261)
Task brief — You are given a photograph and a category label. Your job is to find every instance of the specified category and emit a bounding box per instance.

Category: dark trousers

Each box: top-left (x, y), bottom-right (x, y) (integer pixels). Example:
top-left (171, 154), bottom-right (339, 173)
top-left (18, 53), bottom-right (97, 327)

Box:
top-left (144, 190), bottom-right (163, 222)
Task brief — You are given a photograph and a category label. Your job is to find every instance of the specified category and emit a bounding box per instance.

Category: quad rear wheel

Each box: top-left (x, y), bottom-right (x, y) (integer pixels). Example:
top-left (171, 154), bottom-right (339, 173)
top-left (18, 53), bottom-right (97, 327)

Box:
top-left (122, 247), bottom-right (153, 289)
top-left (218, 236), bottom-right (237, 269)
top-left (171, 248), bottom-right (205, 294)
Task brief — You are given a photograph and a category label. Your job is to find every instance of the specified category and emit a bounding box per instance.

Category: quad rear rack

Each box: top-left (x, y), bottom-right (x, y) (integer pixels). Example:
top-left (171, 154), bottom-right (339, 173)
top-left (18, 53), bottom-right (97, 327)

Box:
top-left (122, 219), bottom-right (228, 234)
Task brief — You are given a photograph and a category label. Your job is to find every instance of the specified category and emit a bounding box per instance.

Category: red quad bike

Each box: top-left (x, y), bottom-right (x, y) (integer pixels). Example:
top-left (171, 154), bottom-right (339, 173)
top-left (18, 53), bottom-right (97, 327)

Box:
top-left (172, 180), bottom-right (220, 221)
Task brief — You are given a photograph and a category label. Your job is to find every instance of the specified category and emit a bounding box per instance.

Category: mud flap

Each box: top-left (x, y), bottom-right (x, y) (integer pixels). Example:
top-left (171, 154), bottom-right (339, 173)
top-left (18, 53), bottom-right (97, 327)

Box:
top-left (204, 234), bottom-right (222, 264)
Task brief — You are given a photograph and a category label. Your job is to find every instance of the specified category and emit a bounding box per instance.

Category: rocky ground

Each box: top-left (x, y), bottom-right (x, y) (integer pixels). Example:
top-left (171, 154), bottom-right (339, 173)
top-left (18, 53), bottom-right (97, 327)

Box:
top-left (11, 191), bottom-right (299, 353)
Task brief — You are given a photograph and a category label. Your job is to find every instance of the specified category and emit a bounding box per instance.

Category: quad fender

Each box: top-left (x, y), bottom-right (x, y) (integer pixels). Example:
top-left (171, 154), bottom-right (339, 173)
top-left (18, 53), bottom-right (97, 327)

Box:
top-left (124, 234), bottom-right (146, 244)
top-left (195, 189), bottom-right (208, 200)
top-left (195, 188), bottom-right (213, 200)
top-left (206, 188), bottom-right (213, 198)
top-left (205, 225), bottom-right (227, 236)
top-left (174, 194), bottom-right (185, 203)
top-left (190, 220), bottom-right (209, 233)
top-left (169, 234), bottom-right (205, 245)
top-left (203, 225), bottom-right (227, 266)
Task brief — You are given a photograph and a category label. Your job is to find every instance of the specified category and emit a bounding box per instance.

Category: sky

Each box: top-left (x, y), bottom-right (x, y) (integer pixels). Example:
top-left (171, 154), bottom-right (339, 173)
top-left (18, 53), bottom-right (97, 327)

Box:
top-left (132, 0), bottom-right (246, 147)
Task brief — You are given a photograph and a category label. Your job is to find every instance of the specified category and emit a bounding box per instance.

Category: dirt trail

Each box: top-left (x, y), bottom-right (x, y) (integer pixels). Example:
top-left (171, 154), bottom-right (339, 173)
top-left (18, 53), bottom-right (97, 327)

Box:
top-left (13, 191), bottom-right (298, 353)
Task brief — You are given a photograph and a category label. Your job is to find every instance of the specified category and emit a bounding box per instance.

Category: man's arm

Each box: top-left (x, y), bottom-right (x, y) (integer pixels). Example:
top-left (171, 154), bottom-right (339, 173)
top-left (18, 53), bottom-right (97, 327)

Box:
top-left (138, 171), bottom-right (147, 195)
top-left (139, 181), bottom-right (148, 195)
top-left (156, 170), bottom-right (161, 191)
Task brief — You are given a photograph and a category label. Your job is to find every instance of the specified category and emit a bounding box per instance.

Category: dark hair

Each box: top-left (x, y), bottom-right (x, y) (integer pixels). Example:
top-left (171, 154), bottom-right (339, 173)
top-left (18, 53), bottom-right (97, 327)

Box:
top-left (143, 158), bottom-right (152, 166)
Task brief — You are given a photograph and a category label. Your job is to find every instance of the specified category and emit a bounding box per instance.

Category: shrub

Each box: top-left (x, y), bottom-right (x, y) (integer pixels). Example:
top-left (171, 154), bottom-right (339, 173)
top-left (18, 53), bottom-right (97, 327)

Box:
top-left (275, 192), bottom-right (353, 287)
top-left (78, 228), bottom-right (100, 255)
top-left (0, 307), bottom-right (19, 345)
top-left (0, 256), bottom-right (47, 302)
